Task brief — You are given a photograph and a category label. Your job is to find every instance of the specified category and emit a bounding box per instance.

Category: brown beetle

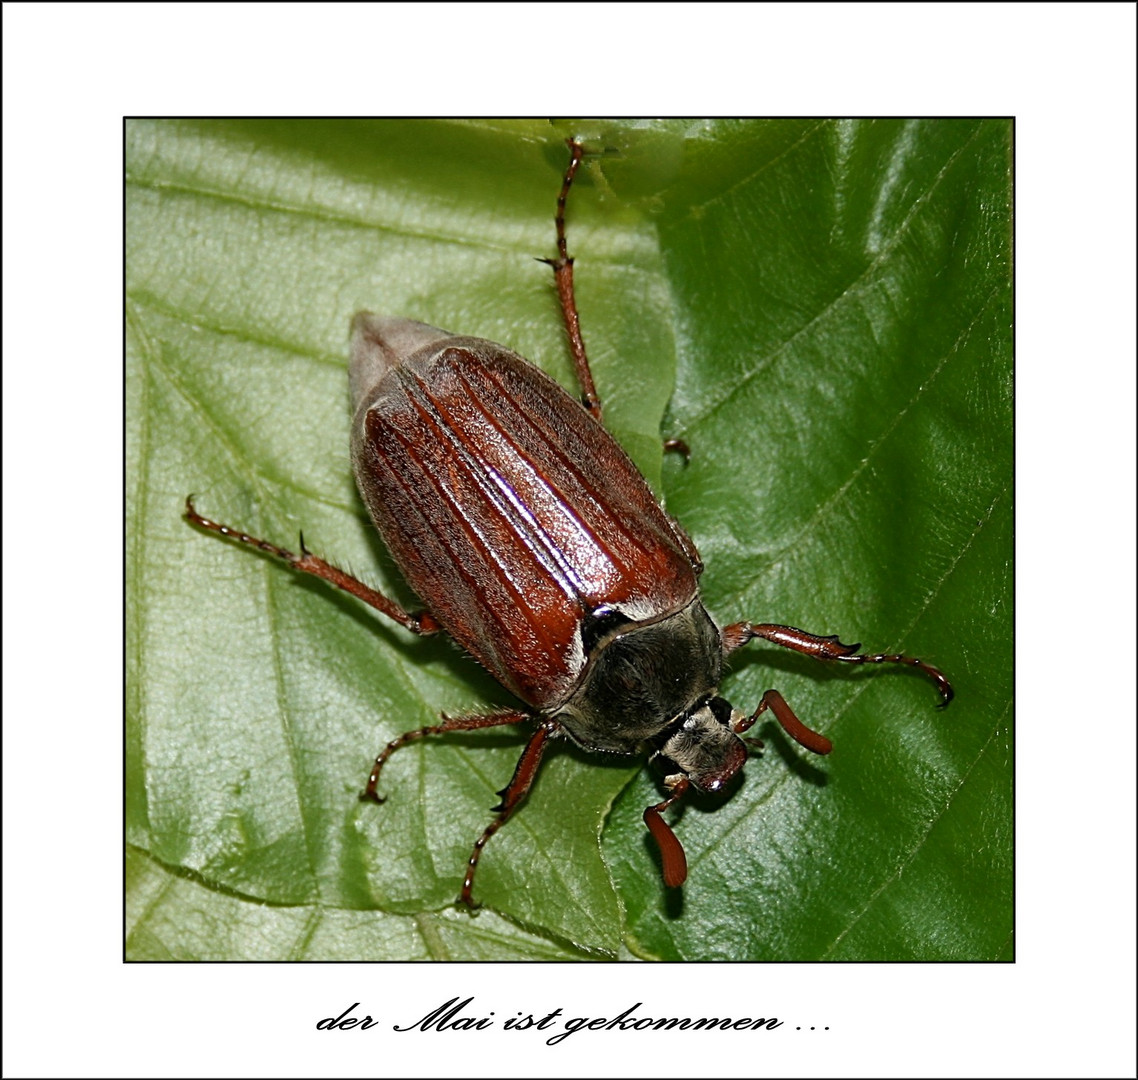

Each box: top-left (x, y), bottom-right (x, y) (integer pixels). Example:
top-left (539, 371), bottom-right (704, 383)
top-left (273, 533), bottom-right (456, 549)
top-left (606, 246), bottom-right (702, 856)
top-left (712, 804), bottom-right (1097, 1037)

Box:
top-left (186, 139), bottom-right (952, 907)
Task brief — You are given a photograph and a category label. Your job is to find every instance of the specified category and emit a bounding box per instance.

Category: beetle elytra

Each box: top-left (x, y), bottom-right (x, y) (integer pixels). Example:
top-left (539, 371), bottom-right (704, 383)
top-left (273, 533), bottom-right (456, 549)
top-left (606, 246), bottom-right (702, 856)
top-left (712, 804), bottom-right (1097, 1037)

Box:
top-left (186, 138), bottom-right (952, 908)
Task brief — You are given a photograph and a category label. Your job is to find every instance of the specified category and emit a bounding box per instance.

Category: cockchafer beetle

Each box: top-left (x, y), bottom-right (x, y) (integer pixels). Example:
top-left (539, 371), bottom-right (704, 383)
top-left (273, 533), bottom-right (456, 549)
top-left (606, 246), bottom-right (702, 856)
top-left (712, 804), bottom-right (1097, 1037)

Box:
top-left (186, 138), bottom-right (952, 908)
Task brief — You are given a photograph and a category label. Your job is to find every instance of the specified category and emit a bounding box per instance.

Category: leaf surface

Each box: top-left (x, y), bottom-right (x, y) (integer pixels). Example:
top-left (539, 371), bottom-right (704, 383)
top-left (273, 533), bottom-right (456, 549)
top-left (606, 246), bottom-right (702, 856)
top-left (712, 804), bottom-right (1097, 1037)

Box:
top-left (127, 119), bottom-right (1011, 960)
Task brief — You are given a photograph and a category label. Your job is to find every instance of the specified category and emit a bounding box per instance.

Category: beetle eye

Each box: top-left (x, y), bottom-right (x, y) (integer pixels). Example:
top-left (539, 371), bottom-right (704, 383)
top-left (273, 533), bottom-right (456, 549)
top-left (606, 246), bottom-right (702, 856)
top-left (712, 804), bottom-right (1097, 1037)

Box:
top-left (707, 695), bottom-right (735, 725)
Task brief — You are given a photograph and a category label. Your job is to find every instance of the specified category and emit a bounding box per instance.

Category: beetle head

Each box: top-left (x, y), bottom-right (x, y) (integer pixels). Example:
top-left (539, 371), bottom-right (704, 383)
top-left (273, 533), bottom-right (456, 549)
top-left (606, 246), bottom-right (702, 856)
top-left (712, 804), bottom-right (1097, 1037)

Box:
top-left (651, 696), bottom-right (749, 793)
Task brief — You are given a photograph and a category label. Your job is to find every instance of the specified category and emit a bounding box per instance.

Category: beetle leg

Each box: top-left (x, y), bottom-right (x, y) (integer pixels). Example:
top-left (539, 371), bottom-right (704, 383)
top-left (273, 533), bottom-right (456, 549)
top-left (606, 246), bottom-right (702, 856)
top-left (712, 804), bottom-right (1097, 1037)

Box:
top-left (185, 497), bottom-right (441, 636)
top-left (361, 709), bottom-right (532, 803)
top-left (643, 775), bottom-right (691, 888)
top-left (539, 138), bottom-right (602, 422)
top-left (735, 688), bottom-right (832, 756)
top-left (721, 621), bottom-right (953, 706)
top-left (461, 719), bottom-right (559, 908)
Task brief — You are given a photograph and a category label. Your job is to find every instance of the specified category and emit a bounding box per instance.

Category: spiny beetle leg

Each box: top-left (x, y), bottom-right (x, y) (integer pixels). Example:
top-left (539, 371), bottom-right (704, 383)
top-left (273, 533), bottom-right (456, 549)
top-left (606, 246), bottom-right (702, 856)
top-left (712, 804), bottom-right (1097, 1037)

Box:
top-left (736, 688), bottom-right (832, 756)
top-left (721, 621), bottom-right (953, 706)
top-left (461, 719), bottom-right (559, 909)
top-left (538, 138), bottom-right (602, 422)
top-left (184, 497), bottom-right (441, 636)
top-left (362, 709), bottom-right (531, 803)
top-left (643, 775), bottom-right (691, 888)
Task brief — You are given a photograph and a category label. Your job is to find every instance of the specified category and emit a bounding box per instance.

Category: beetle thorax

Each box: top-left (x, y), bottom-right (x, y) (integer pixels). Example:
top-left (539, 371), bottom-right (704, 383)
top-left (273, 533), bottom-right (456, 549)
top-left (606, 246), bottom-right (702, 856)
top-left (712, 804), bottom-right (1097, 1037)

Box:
top-left (554, 599), bottom-right (724, 755)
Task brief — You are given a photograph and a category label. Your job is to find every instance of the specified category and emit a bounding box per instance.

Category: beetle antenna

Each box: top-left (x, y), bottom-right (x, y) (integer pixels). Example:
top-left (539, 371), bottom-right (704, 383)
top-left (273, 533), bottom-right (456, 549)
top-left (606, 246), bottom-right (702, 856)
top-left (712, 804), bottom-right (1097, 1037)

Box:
top-left (643, 776), bottom-right (691, 887)
top-left (735, 689), bottom-right (833, 755)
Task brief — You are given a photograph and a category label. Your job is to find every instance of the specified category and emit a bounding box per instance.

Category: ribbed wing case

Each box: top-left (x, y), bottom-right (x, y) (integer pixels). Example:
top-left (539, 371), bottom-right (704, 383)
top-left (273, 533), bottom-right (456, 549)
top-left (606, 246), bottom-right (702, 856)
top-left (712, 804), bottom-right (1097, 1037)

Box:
top-left (350, 329), bottom-right (700, 709)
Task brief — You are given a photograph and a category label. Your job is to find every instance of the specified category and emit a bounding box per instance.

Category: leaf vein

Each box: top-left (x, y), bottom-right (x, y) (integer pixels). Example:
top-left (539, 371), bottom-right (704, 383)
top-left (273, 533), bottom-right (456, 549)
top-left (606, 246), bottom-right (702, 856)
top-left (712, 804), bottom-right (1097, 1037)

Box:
top-left (820, 695), bottom-right (1013, 958)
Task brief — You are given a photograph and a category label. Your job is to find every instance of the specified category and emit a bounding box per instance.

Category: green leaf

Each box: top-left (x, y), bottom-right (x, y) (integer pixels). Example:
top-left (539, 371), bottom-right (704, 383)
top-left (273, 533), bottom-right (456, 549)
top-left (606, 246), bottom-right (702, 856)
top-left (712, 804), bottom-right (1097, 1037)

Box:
top-left (127, 119), bottom-right (1011, 960)
top-left (611, 119), bottom-right (1013, 960)
top-left (126, 844), bottom-right (598, 960)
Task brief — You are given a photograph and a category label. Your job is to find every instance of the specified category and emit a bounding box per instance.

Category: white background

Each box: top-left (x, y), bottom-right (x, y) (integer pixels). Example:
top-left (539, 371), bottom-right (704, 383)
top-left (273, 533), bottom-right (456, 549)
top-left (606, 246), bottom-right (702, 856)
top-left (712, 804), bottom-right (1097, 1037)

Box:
top-left (4, 3), bottom-right (1135, 1077)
